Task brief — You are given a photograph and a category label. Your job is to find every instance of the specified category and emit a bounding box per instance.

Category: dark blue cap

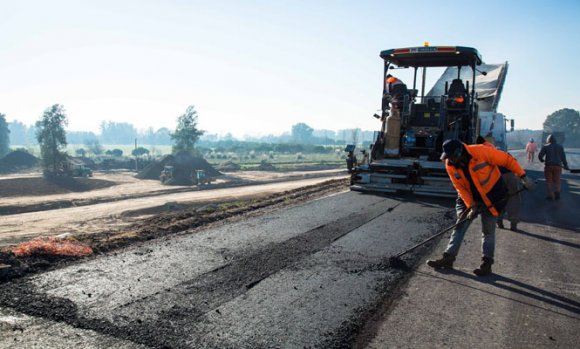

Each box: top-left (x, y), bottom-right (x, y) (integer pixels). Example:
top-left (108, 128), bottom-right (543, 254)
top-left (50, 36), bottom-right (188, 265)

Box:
top-left (440, 139), bottom-right (464, 160)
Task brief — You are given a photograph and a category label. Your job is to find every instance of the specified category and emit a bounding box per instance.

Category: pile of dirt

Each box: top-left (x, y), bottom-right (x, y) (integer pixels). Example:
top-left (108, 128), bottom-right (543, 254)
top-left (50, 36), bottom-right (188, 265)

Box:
top-left (136, 151), bottom-right (221, 184)
top-left (258, 160), bottom-right (277, 171)
top-left (217, 161), bottom-right (241, 172)
top-left (0, 150), bottom-right (39, 173)
top-left (0, 176), bottom-right (117, 198)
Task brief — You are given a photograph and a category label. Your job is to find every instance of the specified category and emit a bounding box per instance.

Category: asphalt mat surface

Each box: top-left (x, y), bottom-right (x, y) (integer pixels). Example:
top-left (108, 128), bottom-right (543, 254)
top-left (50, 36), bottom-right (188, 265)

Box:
top-left (361, 159), bottom-right (580, 348)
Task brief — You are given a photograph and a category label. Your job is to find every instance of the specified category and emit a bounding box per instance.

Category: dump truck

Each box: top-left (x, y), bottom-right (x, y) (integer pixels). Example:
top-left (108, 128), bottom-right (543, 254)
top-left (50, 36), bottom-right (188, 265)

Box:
top-left (349, 44), bottom-right (513, 197)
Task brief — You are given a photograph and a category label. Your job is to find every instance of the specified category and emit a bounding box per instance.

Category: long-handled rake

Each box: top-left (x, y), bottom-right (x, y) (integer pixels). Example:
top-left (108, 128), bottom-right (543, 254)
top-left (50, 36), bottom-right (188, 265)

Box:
top-left (388, 186), bottom-right (529, 269)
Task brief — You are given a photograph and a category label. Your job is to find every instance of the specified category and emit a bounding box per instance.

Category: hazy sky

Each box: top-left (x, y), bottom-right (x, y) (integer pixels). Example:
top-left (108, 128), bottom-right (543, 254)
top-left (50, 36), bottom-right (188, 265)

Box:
top-left (1, 0), bottom-right (579, 137)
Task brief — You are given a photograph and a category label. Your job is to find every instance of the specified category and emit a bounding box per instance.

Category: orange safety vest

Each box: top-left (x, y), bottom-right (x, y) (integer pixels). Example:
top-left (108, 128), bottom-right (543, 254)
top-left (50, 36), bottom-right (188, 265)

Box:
top-left (445, 144), bottom-right (525, 216)
top-left (526, 142), bottom-right (537, 153)
top-left (386, 77), bottom-right (403, 92)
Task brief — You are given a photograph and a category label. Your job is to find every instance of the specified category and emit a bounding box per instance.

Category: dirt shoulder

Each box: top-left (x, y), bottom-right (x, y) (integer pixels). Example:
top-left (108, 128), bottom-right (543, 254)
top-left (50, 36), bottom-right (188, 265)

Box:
top-left (0, 169), bottom-right (349, 281)
top-left (0, 169), bottom-right (344, 215)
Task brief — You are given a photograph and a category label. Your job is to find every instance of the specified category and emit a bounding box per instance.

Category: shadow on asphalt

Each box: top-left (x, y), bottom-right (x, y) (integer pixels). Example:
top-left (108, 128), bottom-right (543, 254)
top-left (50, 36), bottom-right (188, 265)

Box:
top-left (517, 169), bottom-right (580, 232)
top-left (417, 270), bottom-right (580, 318)
top-left (510, 229), bottom-right (580, 249)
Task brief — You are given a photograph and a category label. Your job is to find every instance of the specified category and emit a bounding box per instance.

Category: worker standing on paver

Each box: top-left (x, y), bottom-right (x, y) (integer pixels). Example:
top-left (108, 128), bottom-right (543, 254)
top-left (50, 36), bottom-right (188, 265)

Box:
top-left (427, 139), bottom-right (534, 276)
top-left (538, 134), bottom-right (569, 200)
top-left (525, 138), bottom-right (538, 163)
top-left (383, 74), bottom-right (408, 157)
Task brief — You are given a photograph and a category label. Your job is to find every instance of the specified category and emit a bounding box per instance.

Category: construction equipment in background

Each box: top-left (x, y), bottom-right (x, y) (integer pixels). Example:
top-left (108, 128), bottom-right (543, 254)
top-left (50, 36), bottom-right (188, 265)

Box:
top-left (47, 159), bottom-right (93, 178)
top-left (160, 165), bottom-right (175, 184)
top-left (348, 44), bottom-right (513, 197)
top-left (69, 163), bottom-right (93, 177)
top-left (193, 169), bottom-right (213, 185)
top-left (160, 166), bottom-right (214, 186)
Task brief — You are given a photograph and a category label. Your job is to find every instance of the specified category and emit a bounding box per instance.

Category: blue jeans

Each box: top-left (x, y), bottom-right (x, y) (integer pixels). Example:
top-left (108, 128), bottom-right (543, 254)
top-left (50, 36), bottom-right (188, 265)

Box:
top-left (445, 198), bottom-right (497, 259)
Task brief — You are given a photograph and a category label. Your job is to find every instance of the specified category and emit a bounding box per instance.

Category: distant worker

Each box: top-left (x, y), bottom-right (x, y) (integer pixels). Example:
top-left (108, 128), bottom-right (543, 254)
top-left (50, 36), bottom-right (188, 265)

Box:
top-left (538, 134), bottom-right (569, 200)
top-left (525, 138), bottom-right (538, 163)
top-left (383, 74), bottom-right (408, 157)
top-left (476, 136), bottom-right (522, 231)
top-left (427, 139), bottom-right (533, 276)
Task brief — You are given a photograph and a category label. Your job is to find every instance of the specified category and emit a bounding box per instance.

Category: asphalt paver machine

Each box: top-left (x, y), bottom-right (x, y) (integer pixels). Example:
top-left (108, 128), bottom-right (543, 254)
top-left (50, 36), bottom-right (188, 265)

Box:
top-left (350, 45), bottom-right (502, 197)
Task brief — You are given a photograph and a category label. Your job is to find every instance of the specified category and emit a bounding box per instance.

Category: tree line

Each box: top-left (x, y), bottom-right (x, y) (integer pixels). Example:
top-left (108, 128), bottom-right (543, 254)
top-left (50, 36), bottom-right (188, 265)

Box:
top-left (0, 104), bottom-right (204, 174)
top-left (1, 107), bottom-right (578, 161)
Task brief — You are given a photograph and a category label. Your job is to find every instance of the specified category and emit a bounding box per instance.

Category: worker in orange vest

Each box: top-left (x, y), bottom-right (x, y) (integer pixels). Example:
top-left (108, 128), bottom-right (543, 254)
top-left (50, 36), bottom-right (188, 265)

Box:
top-left (525, 138), bottom-right (538, 163)
top-left (427, 139), bottom-right (534, 276)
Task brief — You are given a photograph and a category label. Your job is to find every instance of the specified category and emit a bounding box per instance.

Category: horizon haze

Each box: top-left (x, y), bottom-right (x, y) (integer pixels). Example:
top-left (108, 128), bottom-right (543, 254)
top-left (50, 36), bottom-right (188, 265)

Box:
top-left (1, 0), bottom-right (579, 138)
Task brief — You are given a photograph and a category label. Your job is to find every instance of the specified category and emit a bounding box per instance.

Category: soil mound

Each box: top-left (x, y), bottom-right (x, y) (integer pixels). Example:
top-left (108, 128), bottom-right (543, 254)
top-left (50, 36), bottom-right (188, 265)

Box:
top-left (135, 151), bottom-right (221, 185)
top-left (217, 161), bottom-right (241, 172)
top-left (258, 161), bottom-right (277, 171)
top-left (0, 150), bottom-right (39, 173)
top-left (0, 176), bottom-right (116, 197)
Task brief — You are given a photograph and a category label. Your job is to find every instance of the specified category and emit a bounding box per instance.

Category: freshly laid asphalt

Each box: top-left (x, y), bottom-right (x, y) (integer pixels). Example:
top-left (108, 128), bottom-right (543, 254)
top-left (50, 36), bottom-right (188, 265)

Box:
top-left (361, 163), bottom-right (580, 348)
top-left (1, 151), bottom-right (578, 348)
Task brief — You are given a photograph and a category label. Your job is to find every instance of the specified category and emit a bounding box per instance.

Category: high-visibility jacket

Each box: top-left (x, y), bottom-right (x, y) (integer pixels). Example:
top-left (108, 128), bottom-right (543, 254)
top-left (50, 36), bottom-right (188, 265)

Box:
top-left (445, 144), bottom-right (525, 216)
top-left (386, 77), bottom-right (404, 95)
top-left (525, 142), bottom-right (537, 153)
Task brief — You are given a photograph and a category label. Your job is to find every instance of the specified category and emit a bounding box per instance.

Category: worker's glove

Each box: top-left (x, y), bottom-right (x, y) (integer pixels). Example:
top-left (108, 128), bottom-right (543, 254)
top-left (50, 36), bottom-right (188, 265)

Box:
top-left (563, 165), bottom-right (570, 171)
top-left (466, 207), bottom-right (479, 220)
top-left (520, 175), bottom-right (535, 191)
top-left (539, 159), bottom-right (544, 163)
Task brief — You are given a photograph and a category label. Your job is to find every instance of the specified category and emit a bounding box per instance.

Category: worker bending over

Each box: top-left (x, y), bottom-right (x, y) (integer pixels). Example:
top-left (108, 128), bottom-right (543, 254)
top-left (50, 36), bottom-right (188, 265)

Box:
top-left (427, 139), bottom-right (534, 276)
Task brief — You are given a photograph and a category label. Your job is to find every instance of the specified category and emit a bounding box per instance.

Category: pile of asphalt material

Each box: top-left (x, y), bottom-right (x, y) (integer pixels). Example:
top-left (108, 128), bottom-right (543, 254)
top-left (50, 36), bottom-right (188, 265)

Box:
top-left (0, 150), bottom-right (39, 173)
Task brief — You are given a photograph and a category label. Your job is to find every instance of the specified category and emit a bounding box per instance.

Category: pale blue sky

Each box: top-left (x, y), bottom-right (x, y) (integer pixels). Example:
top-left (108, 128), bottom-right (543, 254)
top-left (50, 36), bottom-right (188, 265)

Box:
top-left (1, 0), bottom-right (578, 137)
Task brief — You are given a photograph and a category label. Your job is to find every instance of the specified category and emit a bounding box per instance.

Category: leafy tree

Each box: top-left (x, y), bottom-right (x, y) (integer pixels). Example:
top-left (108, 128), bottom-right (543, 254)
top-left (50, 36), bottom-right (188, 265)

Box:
top-left (36, 104), bottom-right (68, 173)
top-left (543, 108), bottom-right (579, 136)
top-left (106, 148), bottom-right (123, 157)
top-left (154, 127), bottom-right (172, 145)
top-left (84, 139), bottom-right (104, 156)
top-left (0, 113), bottom-right (10, 158)
top-left (67, 130), bottom-right (98, 144)
top-left (100, 121), bottom-right (138, 144)
top-left (8, 121), bottom-right (30, 144)
top-left (171, 105), bottom-right (205, 153)
top-left (132, 147), bottom-right (150, 157)
top-left (291, 123), bottom-right (314, 144)
top-left (75, 148), bottom-right (87, 157)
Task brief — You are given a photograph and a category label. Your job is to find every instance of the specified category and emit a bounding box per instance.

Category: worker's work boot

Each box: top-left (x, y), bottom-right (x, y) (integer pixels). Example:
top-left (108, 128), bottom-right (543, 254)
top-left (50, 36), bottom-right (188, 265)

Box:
top-left (427, 253), bottom-right (455, 269)
top-left (473, 257), bottom-right (493, 276)
top-left (510, 222), bottom-right (518, 231)
top-left (497, 220), bottom-right (505, 229)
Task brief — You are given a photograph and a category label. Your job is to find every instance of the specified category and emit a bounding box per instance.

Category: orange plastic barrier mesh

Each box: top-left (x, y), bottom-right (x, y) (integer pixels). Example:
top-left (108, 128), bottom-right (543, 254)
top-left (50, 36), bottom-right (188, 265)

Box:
top-left (12, 236), bottom-right (93, 257)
